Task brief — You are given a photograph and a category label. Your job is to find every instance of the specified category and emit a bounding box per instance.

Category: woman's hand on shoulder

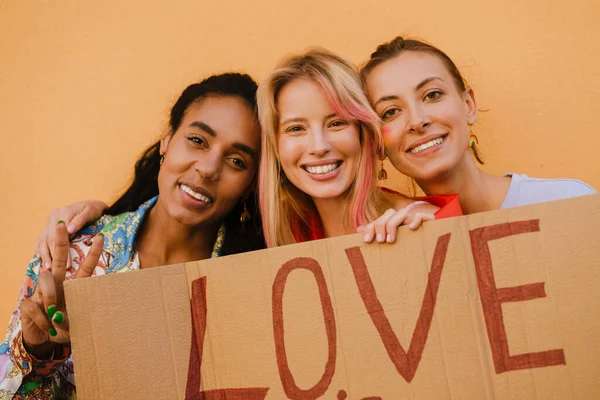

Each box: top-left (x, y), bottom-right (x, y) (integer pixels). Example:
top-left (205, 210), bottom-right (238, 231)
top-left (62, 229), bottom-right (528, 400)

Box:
top-left (35, 200), bottom-right (107, 268)
top-left (358, 201), bottom-right (439, 244)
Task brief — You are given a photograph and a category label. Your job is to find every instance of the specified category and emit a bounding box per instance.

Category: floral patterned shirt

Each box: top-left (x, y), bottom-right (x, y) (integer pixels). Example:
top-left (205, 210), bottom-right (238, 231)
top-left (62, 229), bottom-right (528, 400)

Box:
top-left (0, 197), bottom-right (225, 399)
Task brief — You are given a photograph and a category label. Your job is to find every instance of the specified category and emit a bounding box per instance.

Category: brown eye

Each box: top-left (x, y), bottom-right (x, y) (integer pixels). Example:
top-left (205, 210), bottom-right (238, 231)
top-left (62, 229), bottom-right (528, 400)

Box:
top-left (228, 157), bottom-right (247, 169)
top-left (329, 120), bottom-right (348, 129)
top-left (188, 136), bottom-right (207, 146)
top-left (285, 125), bottom-right (305, 133)
top-left (425, 90), bottom-right (443, 100)
top-left (381, 108), bottom-right (400, 120)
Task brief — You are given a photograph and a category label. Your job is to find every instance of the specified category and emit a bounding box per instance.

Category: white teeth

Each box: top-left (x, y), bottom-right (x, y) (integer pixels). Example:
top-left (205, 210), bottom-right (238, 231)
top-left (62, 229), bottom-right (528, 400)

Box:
top-left (409, 137), bottom-right (444, 154)
top-left (181, 184), bottom-right (212, 203)
top-left (304, 163), bottom-right (339, 175)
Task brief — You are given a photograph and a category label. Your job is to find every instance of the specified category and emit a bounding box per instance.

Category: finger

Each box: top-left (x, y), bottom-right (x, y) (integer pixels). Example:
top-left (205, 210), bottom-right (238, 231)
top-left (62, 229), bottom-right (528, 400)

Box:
top-left (356, 225), bottom-right (365, 233)
top-left (37, 231), bottom-right (53, 271)
top-left (38, 271), bottom-right (57, 317)
top-left (385, 210), bottom-right (410, 243)
top-left (20, 298), bottom-right (54, 341)
top-left (68, 206), bottom-right (92, 234)
top-left (74, 234), bottom-right (104, 279)
top-left (408, 213), bottom-right (436, 230)
top-left (51, 222), bottom-right (70, 283)
top-left (45, 211), bottom-right (60, 260)
top-left (373, 209), bottom-right (397, 243)
top-left (51, 309), bottom-right (70, 333)
top-left (362, 222), bottom-right (376, 243)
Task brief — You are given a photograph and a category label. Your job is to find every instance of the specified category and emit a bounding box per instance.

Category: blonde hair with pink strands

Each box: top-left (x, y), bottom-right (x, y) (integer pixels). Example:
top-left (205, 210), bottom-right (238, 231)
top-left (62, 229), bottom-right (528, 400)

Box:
top-left (257, 48), bottom-right (396, 247)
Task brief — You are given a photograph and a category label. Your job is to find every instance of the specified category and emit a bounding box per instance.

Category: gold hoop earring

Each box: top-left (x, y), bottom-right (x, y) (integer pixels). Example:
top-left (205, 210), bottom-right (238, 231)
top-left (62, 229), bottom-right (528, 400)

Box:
top-left (378, 159), bottom-right (388, 181)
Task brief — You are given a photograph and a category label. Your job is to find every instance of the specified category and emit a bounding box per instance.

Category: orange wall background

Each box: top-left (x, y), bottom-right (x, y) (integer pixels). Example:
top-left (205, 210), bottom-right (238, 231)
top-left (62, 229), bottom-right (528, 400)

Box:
top-left (1, 0), bottom-right (599, 325)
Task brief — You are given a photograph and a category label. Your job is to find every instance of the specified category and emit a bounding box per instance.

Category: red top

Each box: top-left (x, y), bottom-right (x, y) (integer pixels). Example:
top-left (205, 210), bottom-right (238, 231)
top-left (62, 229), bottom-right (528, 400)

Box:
top-left (292, 193), bottom-right (462, 243)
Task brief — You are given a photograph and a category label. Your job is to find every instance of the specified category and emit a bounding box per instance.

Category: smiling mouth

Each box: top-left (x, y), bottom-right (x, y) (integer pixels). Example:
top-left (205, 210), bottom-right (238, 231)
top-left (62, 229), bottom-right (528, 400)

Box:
top-left (302, 161), bottom-right (342, 175)
top-left (180, 184), bottom-right (213, 204)
top-left (408, 135), bottom-right (447, 154)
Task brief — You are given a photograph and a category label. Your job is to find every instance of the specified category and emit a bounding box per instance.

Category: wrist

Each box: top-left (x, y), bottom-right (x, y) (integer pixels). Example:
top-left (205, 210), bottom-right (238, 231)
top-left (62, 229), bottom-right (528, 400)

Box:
top-left (23, 340), bottom-right (60, 361)
top-left (404, 200), bottom-right (430, 213)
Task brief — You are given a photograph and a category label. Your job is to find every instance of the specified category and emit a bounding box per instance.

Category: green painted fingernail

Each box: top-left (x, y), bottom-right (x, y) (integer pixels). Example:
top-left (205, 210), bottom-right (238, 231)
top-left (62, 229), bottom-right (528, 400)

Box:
top-left (49, 327), bottom-right (57, 337)
top-left (47, 305), bottom-right (57, 319)
top-left (97, 232), bottom-right (104, 237)
top-left (53, 311), bottom-right (64, 324)
top-left (57, 220), bottom-right (65, 225)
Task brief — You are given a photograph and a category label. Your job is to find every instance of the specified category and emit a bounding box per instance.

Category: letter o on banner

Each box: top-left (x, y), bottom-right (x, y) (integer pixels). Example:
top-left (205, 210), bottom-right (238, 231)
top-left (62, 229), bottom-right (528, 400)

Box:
top-left (272, 257), bottom-right (337, 399)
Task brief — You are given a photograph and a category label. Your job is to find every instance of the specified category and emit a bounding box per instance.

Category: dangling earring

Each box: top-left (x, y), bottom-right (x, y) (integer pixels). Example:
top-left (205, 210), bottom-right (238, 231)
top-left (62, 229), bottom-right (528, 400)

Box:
top-left (469, 126), bottom-right (485, 165)
top-left (240, 199), bottom-right (251, 225)
top-left (159, 154), bottom-right (165, 165)
top-left (378, 159), bottom-right (388, 181)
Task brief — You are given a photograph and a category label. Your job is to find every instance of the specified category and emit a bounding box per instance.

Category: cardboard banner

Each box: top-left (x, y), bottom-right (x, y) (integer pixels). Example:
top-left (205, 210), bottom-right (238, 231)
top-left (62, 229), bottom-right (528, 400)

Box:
top-left (64, 194), bottom-right (600, 399)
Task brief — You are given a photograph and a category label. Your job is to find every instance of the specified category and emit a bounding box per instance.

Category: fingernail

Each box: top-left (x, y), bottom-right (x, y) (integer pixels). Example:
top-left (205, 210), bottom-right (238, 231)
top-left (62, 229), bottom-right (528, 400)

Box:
top-left (376, 233), bottom-right (384, 242)
top-left (48, 327), bottom-right (57, 337)
top-left (67, 224), bottom-right (76, 233)
top-left (363, 233), bottom-right (372, 242)
top-left (44, 262), bottom-right (51, 271)
top-left (57, 220), bottom-right (65, 226)
top-left (52, 312), bottom-right (64, 324)
top-left (386, 234), bottom-right (393, 243)
top-left (97, 232), bottom-right (105, 237)
top-left (47, 305), bottom-right (57, 319)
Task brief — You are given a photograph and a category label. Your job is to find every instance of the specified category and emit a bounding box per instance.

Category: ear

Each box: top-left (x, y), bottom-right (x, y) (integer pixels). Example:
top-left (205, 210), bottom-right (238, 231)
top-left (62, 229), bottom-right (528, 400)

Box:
top-left (463, 87), bottom-right (478, 126)
top-left (159, 131), bottom-right (173, 155)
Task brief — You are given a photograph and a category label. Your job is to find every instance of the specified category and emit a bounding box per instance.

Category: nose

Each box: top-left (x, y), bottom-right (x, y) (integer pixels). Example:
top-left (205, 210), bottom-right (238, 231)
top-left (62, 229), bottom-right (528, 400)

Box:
top-left (194, 152), bottom-right (221, 182)
top-left (406, 103), bottom-right (432, 133)
top-left (308, 128), bottom-right (332, 157)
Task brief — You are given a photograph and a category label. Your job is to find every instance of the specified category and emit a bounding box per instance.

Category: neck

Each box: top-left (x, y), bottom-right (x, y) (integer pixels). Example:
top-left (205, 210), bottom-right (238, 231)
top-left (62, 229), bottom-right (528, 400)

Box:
top-left (136, 199), bottom-right (219, 268)
top-left (416, 154), bottom-right (511, 215)
top-left (312, 195), bottom-right (353, 238)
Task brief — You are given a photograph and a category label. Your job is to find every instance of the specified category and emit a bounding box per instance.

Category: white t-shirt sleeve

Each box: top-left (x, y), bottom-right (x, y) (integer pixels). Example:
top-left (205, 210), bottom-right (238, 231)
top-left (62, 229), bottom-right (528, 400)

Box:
top-left (501, 173), bottom-right (596, 209)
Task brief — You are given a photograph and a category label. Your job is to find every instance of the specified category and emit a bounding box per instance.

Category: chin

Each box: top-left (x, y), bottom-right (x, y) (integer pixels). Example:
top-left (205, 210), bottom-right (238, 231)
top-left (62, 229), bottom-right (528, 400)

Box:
top-left (307, 186), bottom-right (351, 201)
top-left (168, 206), bottom-right (207, 227)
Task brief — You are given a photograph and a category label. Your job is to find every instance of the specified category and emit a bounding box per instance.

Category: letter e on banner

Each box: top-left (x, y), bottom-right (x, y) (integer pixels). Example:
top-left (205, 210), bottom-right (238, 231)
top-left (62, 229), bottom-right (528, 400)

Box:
top-left (469, 219), bottom-right (566, 373)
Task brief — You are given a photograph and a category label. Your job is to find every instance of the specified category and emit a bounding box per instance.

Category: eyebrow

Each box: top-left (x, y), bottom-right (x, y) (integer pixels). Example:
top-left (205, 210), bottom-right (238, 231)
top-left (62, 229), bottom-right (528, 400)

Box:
top-left (374, 77), bottom-right (444, 107)
top-left (189, 120), bottom-right (257, 160)
top-left (189, 121), bottom-right (216, 136)
top-left (232, 143), bottom-right (257, 160)
top-left (280, 113), bottom-right (338, 126)
top-left (374, 95), bottom-right (399, 107)
top-left (416, 76), bottom-right (442, 91)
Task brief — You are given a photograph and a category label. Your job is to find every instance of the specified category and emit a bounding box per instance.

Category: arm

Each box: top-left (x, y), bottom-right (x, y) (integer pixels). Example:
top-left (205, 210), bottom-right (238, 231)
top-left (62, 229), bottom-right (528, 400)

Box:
top-left (35, 200), bottom-right (107, 269)
top-left (1, 223), bottom-right (104, 399)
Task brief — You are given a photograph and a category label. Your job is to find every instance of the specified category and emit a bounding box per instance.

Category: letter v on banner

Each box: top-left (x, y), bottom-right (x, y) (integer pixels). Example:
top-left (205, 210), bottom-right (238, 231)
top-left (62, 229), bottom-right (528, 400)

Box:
top-left (185, 277), bottom-right (270, 400)
top-left (344, 233), bottom-right (452, 382)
